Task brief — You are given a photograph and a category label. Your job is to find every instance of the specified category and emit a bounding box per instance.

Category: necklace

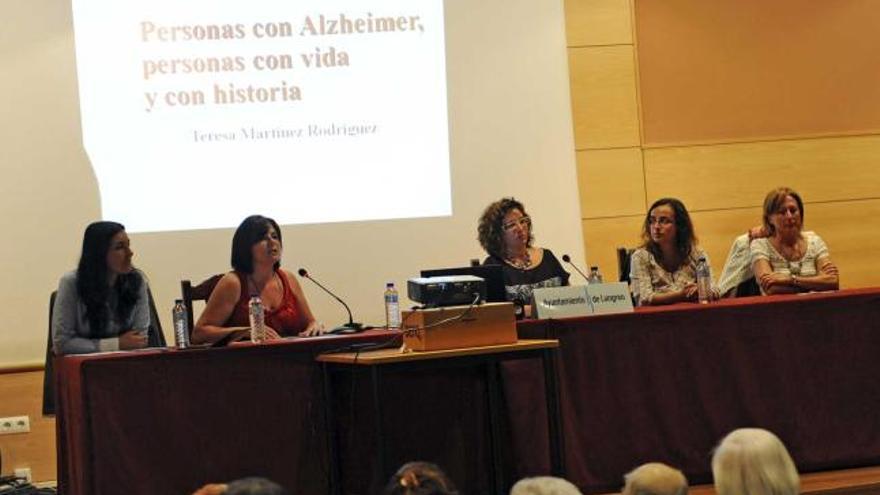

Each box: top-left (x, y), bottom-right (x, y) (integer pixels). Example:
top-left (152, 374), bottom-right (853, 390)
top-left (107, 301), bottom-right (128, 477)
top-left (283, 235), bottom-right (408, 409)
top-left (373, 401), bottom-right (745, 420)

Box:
top-left (505, 250), bottom-right (532, 270)
top-left (248, 272), bottom-right (279, 301)
top-left (774, 236), bottom-right (804, 262)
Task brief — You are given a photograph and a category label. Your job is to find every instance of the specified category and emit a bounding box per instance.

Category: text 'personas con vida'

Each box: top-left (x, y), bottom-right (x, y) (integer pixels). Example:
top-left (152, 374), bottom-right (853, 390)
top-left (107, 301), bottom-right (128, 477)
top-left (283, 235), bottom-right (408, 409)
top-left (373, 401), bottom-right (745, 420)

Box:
top-left (138, 13), bottom-right (426, 139)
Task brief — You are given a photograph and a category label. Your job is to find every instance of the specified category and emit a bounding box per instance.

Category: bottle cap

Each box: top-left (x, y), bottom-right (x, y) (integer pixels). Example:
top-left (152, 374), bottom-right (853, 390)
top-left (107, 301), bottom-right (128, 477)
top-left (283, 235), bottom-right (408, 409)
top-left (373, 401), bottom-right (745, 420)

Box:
top-left (175, 299), bottom-right (183, 303)
top-left (386, 282), bottom-right (394, 287)
top-left (590, 266), bottom-right (599, 270)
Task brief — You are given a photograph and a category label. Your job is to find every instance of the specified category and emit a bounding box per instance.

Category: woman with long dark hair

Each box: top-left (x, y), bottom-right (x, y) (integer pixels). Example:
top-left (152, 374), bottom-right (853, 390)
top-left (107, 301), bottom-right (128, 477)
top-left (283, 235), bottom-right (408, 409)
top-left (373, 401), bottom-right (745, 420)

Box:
top-left (52, 221), bottom-right (151, 354)
top-left (629, 198), bottom-right (717, 306)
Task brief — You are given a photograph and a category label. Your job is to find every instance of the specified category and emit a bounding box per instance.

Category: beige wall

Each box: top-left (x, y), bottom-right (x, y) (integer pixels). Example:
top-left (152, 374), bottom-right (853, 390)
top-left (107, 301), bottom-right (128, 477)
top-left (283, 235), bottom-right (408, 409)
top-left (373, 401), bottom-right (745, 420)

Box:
top-left (566, 0), bottom-right (880, 285)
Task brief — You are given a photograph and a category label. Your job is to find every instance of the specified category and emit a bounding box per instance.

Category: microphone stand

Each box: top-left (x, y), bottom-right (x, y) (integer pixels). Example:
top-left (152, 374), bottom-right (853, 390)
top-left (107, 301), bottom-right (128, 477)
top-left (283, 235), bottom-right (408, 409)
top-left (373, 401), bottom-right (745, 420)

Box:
top-left (298, 269), bottom-right (363, 334)
top-left (561, 254), bottom-right (590, 284)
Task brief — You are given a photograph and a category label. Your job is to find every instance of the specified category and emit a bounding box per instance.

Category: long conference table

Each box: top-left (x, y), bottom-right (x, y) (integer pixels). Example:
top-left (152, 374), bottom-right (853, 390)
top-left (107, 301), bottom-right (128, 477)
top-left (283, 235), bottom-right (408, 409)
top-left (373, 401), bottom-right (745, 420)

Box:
top-left (56, 288), bottom-right (880, 494)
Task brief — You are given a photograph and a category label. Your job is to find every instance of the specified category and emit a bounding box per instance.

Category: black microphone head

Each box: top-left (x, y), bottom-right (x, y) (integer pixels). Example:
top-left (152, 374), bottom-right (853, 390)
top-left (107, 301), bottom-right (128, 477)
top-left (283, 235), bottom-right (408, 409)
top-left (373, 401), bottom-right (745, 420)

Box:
top-left (297, 268), bottom-right (308, 277)
top-left (562, 254), bottom-right (571, 263)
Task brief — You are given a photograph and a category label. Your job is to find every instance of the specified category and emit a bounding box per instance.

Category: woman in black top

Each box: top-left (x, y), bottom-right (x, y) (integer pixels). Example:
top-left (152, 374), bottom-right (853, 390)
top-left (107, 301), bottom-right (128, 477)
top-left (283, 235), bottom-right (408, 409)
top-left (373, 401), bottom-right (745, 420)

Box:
top-left (478, 197), bottom-right (569, 316)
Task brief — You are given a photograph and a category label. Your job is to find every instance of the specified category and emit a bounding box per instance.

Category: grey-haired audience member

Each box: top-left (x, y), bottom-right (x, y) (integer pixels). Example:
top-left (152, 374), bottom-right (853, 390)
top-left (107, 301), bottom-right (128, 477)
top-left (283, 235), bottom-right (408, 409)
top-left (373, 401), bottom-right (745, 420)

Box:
top-left (712, 428), bottom-right (799, 495)
top-left (509, 476), bottom-right (582, 495)
top-left (622, 463), bottom-right (688, 495)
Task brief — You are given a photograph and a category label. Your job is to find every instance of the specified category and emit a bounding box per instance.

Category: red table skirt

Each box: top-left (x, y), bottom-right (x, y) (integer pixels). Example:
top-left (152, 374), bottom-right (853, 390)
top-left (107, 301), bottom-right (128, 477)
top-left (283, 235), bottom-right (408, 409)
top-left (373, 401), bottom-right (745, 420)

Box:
top-left (56, 289), bottom-right (880, 494)
top-left (508, 288), bottom-right (880, 493)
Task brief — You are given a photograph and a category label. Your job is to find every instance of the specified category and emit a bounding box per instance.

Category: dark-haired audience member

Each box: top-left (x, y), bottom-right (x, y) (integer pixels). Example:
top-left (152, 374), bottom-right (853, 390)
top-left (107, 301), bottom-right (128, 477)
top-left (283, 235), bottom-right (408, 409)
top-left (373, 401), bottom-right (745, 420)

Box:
top-left (712, 428), bottom-right (799, 495)
top-left (629, 198), bottom-right (718, 305)
top-left (52, 221), bottom-right (152, 355)
top-left (622, 463), bottom-right (688, 495)
top-left (192, 215), bottom-right (323, 345)
top-left (191, 477), bottom-right (289, 495)
top-left (478, 197), bottom-right (569, 316)
top-left (510, 476), bottom-right (583, 495)
top-left (751, 187), bottom-right (839, 294)
top-left (382, 461), bottom-right (458, 495)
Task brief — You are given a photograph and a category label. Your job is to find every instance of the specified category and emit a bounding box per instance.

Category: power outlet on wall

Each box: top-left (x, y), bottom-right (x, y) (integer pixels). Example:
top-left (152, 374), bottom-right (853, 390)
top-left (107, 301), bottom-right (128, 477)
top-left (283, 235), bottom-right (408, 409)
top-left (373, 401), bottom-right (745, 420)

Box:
top-left (14, 467), bottom-right (32, 483)
top-left (0, 415), bottom-right (30, 434)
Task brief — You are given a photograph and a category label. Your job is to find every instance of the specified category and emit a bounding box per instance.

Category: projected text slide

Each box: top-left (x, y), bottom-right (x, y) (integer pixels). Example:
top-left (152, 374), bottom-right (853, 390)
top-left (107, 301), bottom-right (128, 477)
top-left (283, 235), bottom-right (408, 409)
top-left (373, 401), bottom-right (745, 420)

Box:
top-left (72, 0), bottom-right (450, 232)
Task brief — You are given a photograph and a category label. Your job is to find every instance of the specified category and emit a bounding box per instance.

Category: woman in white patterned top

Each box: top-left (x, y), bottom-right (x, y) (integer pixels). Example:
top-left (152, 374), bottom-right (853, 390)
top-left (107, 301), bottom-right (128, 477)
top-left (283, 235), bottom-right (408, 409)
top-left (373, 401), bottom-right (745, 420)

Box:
top-left (750, 187), bottom-right (839, 294)
top-left (630, 198), bottom-right (718, 306)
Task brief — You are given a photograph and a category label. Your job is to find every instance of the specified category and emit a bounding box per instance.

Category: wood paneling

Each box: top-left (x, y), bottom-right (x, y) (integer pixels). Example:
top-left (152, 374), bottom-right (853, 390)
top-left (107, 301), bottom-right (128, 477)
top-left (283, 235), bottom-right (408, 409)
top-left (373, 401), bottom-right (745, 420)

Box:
top-left (643, 135), bottom-right (880, 211)
top-left (581, 215), bottom-right (644, 281)
top-left (565, 0), bottom-right (633, 47)
top-left (689, 207), bottom-right (766, 277)
top-left (0, 370), bottom-right (55, 482)
top-left (569, 46), bottom-right (641, 149)
top-left (576, 148), bottom-right (645, 218)
top-left (568, 1), bottom-right (880, 292)
top-left (635, 0), bottom-right (880, 145)
top-left (806, 198), bottom-right (880, 289)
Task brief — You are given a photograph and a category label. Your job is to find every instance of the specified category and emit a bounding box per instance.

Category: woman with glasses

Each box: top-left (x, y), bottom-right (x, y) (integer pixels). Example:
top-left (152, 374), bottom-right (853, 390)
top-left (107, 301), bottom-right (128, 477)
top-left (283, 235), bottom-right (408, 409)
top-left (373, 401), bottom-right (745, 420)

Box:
top-left (478, 197), bottom-right (569, 316)
top-left (750, 187), bottom-right (838, 294)
top-left (630, 198), bottom-right (717, 306)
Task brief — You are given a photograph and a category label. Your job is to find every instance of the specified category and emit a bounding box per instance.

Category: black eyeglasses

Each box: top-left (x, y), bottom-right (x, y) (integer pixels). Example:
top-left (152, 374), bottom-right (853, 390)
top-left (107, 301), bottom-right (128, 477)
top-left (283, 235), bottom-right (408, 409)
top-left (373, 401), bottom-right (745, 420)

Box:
top-left (503, 216), bottom-right (531, 232)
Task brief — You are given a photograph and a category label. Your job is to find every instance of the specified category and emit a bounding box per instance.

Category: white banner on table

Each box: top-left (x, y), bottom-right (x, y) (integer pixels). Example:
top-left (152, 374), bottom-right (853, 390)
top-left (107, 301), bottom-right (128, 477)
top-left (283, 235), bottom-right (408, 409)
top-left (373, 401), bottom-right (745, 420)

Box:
top-left (532, 286), bottom-right (591, 319)
top-left (585, 282), bottom-right (634, 315)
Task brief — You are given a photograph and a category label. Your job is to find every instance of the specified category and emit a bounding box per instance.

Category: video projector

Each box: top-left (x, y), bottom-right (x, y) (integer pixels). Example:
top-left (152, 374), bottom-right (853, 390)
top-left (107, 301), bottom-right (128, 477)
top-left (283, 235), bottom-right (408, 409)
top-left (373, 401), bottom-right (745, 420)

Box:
top-left (407, 275), bottom-right (487, 307)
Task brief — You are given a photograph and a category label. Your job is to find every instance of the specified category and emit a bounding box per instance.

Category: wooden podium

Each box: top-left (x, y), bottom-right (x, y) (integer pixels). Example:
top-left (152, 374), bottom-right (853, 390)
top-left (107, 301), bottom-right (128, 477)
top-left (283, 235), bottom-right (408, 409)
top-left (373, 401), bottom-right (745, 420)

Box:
top-left (401, 301), bottom-right (517, 351)
top-left (317, 339), bottom-right (564, 495)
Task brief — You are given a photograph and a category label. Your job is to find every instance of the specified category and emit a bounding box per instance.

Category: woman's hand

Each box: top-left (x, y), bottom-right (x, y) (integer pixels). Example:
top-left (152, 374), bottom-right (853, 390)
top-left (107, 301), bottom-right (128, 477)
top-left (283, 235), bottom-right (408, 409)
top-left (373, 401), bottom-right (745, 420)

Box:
top-left (748, 225), bottom-right (770, 241)
top-left (298, 321), bottom-right (326, 337)
top-left (230, 325), bottom-right (281, 342)
top-left (119, 329), bottom-right (148, 350)
top-left (682, 283), bottom-right (699, 301)
top-left (759, 272), bottom-right (792, 292)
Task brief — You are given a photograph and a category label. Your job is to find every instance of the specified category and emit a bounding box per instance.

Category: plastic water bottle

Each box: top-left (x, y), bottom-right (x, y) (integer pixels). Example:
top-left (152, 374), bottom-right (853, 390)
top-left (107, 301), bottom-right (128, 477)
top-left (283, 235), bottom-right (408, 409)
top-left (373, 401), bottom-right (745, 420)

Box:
top-left (248, 296), bottom-right (266, 343)
top-left (384, 282), bottom-right (401, 329)
top-left (172, 299), bottom-right (189, 349)
top-left (588, 266), bottom-right (604, 284)
top-left (696, 256), bottom-right (712, 304)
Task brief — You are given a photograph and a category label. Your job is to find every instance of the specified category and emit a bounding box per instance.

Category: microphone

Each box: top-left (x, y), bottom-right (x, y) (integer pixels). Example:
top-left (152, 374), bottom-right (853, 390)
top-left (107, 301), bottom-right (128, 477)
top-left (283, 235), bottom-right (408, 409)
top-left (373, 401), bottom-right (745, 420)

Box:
top-left (561, 254), bottom-right (590, 284)
top-left (297, 268), bottom-right (363, 334)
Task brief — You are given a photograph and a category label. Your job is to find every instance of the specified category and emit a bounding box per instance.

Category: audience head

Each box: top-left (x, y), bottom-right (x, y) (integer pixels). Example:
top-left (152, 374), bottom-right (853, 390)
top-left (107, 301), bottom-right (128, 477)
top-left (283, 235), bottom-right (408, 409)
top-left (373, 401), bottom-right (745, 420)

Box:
top-left (231, 215), bottom-right (283, 274)
top-left (510, 476), bottom-right (583, 495)
top-left (224, 477), bottom-right (289, 495)
top-left (622, 463), bottom-right (688, 495)
top-left (641, 198), bottom-right (697, 262)
top-left (478, 197), bottom-right (534, 259)
top-left (712, 428), bottom-right (799, 495)
top-left (192, 477), bottom-right (288, 495)
top-left (76, 221), bottom-right (142, 336)
top-left (382, 461), bottom-right (458, 495)
top-left (762, 187), bottom-right (804, 237)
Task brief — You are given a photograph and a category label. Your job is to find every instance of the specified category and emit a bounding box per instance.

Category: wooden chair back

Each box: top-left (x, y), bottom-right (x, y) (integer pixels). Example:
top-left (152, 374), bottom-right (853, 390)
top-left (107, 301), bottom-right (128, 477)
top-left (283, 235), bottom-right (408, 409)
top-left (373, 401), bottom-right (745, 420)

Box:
top-left (180, 274), bottom-right (224, 336)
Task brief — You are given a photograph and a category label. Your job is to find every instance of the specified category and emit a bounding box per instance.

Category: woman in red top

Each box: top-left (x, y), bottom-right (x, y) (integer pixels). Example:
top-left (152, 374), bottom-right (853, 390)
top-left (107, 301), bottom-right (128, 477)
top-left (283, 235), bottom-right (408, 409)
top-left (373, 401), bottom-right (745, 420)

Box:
top-left (192, 215), bottom-right (324, 344)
